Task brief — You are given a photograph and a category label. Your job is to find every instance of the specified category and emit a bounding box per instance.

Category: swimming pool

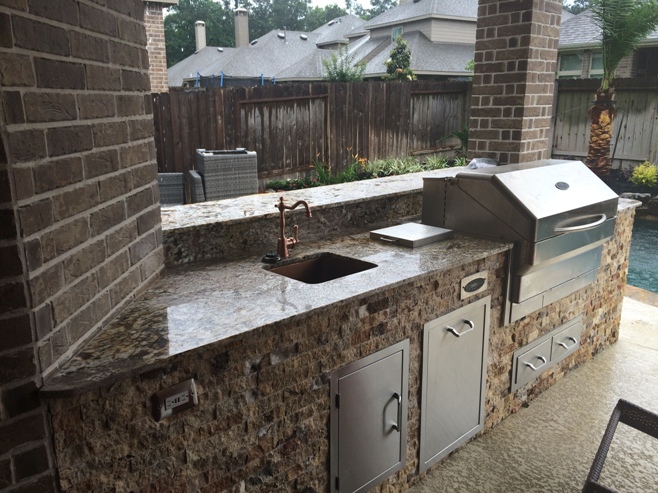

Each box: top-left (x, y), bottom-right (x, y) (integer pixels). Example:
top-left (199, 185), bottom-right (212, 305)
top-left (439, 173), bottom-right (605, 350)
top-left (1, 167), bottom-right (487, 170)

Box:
top-left (627, 218), bottom-right (658, 293)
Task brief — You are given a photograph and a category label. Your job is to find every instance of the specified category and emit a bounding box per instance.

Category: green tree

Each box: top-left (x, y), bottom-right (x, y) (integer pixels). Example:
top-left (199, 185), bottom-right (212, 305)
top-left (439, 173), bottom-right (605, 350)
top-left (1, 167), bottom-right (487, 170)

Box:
top-left (585, 0), bottom-right (658, 175)
top-left (354, 0), bottom-right (396, 20)
top-left (165, 0), bottom-right (235, 67)
top-left (383, 36), bottom-right (416, 81)
top-left (247, 0), bottom-right (311, 39)
top-left (322, 47), bottom-right (365, 81)
top-left (563, 0), bottom-right (593, 14)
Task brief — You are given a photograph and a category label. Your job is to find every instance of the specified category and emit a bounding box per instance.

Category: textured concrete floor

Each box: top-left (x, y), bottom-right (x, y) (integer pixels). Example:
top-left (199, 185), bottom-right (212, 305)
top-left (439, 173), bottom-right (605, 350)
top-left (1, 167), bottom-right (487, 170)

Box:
top-left (408, 292), bottom-right (658, 493)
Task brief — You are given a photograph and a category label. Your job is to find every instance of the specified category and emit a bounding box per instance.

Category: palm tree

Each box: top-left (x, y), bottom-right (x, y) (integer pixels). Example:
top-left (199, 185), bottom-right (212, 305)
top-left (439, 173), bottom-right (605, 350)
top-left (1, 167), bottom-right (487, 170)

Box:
top-left (586, 0), bottom-right (658, 176)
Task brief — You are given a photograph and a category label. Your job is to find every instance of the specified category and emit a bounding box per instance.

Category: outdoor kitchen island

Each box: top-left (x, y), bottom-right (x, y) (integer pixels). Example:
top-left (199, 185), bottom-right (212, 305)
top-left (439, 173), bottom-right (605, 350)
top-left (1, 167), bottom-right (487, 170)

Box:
top-left (41, 170), bottom-right (638, 493)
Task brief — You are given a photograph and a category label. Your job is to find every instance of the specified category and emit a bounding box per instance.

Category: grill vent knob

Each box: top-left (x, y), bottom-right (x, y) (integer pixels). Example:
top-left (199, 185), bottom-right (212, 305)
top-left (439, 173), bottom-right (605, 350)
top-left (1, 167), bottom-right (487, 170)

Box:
top-left (555, 181), bottom-right (570, 190)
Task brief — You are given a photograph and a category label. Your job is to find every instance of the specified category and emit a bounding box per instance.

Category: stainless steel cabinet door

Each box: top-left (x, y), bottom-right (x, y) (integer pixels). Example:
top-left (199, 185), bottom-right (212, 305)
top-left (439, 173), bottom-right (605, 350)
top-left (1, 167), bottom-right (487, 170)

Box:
top-left (419, 296), bottom-right (490, 473)
top-left (330, 339), bottom-right (409, 493)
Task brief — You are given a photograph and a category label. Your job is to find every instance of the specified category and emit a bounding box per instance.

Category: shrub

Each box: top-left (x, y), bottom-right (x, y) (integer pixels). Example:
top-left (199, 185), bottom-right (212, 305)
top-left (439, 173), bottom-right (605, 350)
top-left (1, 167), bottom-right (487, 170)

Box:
top-left (383, 36), bottom-right (416, 81)
top-left (631, 161), bottom-right (658, 188)
top-left (322, 47), bottom-right (365, 82)
top-left (266, 155), bottom-right (459, 191)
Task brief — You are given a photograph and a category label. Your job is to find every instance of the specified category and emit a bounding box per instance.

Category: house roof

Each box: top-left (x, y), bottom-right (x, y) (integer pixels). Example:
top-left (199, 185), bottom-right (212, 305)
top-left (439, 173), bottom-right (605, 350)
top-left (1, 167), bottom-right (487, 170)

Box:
top-left (559, 9), bottom-right (658, 50)
top-left (363, 0), bottom-right (478, 29)
top-left (173, 0), bottom-right (570, 85)
top-left (275, 51), bottom-right (333, 80)
top-left (353, 31), bottom-right (473, 77)
top-left (168, 30), bottom-right (323, 85)
top-left (313, 14), bottom-right (366, 46)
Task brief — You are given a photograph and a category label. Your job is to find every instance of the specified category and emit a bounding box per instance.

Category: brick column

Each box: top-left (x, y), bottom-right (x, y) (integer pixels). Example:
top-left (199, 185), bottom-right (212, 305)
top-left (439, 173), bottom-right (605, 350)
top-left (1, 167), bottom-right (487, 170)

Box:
top-left (469, 0), bottom-right (563, 164)
top-left (0, 1), bottom-right (163, 491)
top-left (144, 2), bottom-right (169, 93)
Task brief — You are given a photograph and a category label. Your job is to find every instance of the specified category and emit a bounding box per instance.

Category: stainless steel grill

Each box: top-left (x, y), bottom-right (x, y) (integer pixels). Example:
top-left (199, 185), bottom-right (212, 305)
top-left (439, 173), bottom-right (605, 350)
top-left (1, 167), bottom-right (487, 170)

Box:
top-left (421, 159), bottom-right (619, 323)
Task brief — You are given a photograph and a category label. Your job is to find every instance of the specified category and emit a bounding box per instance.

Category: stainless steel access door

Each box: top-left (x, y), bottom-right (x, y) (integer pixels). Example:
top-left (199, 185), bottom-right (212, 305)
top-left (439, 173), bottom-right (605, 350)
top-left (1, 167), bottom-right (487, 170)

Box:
top-left (330, 339), bottom-right (409, 493)
top-left (420, 297), bottom-right (490, 473)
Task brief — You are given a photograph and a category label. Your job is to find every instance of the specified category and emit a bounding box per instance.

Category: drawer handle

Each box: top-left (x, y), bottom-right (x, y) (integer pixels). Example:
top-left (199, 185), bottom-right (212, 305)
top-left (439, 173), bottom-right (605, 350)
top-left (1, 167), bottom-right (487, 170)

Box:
top-left (378, 236), bottom-right (398, 243)
top-left (391, 392), bottom-right (402, 432)
top-left (446, 319), bottom-right (475, 338)
top-left (525, 355), bottom-right (547, 371)
top-left (557, 336), bottom-right (578, 350)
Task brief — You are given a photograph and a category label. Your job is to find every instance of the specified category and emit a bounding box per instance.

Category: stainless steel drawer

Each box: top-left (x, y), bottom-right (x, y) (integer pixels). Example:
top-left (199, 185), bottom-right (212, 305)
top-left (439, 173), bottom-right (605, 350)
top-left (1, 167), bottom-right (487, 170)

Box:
top-left (510, 315), bottom-right (583, 392)
top-left (551, 321), bottom-right (581, 361)
top-left (514, 339), bottom-right (552, 389)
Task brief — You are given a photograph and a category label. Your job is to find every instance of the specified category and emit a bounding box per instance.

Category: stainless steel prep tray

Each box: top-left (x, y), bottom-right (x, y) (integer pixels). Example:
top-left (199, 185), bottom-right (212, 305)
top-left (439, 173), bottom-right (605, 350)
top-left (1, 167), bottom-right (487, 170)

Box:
top-left (370, 223), bottom-right (453, 248)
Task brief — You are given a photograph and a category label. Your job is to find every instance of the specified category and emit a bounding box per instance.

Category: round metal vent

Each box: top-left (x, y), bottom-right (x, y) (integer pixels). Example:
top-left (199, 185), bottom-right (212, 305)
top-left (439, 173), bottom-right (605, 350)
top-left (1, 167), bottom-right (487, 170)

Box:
top-left (555, 181), bottom-right (570, 190)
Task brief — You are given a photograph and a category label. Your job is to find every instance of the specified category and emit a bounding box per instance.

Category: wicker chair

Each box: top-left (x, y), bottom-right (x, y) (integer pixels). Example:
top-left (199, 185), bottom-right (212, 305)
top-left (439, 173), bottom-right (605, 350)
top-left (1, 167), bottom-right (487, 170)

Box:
top-left (582, 399), bottom-right (658, 492)
top-left (157, 173), bottom-right (184, 205)
top-left (195, 149), bottom-right (258, 201)
top-left (189, 170), bottom-right (206, 203)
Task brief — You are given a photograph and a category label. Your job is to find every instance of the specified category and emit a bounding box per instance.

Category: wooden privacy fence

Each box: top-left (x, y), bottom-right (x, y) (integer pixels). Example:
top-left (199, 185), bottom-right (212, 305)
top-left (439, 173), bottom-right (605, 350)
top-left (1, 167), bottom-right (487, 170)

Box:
top-left (154, 78), bottom-right (658, 193)
top-left (152, 80), bottom-right (471, 184)
top-left (552, 78), bottom-right (658, 169)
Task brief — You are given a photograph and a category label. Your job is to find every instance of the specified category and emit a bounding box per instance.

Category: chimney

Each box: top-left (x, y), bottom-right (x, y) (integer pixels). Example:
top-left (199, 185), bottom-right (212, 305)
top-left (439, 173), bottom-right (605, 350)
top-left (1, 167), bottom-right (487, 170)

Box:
top-left (235, 7), bottom-right (249, 47)
top-left (195, 20), bottom-right (206, 52)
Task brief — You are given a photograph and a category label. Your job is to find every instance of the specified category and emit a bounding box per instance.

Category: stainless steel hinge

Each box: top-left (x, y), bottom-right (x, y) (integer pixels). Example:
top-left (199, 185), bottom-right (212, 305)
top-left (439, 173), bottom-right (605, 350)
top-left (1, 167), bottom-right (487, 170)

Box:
top-left (335, 393), bottom-right (340, 409)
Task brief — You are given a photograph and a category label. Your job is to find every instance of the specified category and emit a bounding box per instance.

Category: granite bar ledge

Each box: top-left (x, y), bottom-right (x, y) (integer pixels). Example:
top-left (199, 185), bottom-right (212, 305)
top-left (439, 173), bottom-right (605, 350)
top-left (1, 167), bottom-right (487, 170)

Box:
top-left (161, 168), bottom-right (463, 266)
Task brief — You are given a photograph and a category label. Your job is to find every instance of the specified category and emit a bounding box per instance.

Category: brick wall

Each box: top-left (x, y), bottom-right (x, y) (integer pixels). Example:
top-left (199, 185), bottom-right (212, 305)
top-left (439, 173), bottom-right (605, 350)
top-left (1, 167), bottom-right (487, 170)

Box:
top-left (615, 52), bottom-right (635, 78)
top-left (469, 0), bottom-right (563, 164)
top-left (144, 2), bottom-right (169, 93)
top-left (0, 1), bottom-right (163, 491)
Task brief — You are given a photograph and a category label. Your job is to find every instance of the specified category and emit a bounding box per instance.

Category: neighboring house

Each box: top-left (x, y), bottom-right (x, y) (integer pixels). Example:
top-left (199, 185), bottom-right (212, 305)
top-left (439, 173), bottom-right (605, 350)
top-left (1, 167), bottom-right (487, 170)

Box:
top-left (557, 9), bottom-right (658, 79)
top-left (168, 0), bottom-right (479, 86)
top-left (169, 0), bottom-right (603, 87)
top-left (167, 14), bottom-right (366, 86)
top-left (348, 0), bottom-right (477, 79)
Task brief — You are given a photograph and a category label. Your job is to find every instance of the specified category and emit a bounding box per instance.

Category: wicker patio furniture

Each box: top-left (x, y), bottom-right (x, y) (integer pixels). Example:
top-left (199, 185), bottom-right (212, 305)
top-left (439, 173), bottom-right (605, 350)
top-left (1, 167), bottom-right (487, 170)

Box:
top-left (582, 398), bottom-right (658, 492)
top-left (195, 149), bottom-right (258, 201)
top-left (157, 172), bottom-right (184, 205)
top-left (189, 170), bottom-right (206, 203)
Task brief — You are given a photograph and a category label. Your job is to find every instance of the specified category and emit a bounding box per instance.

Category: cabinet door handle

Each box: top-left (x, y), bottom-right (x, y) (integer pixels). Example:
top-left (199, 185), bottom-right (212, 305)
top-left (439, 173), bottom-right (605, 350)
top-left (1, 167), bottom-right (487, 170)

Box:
top-left (525, 355), bottom-right (547, 371)
top-left (557, 336), bottom-right (578, 350)
top-left (446, 319), bottom-right (475, 338)
top-left (391, 392), bottom-right (402, 432)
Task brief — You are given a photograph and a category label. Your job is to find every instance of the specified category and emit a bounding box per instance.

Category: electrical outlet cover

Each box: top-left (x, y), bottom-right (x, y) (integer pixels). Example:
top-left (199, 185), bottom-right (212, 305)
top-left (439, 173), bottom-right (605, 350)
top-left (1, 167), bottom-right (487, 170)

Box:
top-left (151, 379), bottom-right (198, 422)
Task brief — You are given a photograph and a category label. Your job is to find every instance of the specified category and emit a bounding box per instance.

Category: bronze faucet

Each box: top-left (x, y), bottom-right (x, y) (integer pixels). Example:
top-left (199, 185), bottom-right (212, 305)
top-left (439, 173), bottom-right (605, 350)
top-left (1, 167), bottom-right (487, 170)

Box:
top-left (275, 197), bottom-right (312, 259)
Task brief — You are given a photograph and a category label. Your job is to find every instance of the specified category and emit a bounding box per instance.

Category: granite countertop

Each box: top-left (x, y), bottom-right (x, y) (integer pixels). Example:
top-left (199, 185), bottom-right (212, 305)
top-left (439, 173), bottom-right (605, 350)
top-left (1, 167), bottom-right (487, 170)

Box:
top-left (41, 229), bottom-right (511, 397)
top-left (41, 163), bottom-right (638, 398)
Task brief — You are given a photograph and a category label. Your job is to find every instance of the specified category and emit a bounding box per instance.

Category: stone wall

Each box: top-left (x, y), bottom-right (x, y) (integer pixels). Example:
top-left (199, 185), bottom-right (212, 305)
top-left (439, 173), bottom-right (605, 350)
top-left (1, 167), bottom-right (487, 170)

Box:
top-left (469, 0), bottom-right (563, 164)
top-left (144, 2), bottom-right (169, 93)
top-left (46, 206), bottom-right (635, 493)
top-left (0, 2), bottom-right (162, 491)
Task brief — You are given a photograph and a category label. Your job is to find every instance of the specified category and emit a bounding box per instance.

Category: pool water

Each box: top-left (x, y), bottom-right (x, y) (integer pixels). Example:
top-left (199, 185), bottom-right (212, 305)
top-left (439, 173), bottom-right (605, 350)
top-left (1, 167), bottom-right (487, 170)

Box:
top-left (627, 218), bottom-right (658, 293)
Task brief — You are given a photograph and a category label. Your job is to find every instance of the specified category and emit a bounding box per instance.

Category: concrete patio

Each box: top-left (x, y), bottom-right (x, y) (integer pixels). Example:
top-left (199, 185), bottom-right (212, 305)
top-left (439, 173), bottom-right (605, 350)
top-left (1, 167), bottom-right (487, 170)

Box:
top-left (408, 286), bottom-right (658, 493)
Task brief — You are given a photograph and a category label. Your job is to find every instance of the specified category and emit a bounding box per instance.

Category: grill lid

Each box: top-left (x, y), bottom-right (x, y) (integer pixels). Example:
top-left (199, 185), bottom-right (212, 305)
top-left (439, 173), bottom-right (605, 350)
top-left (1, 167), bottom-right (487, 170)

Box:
top-left (456, 160), bottom-right (618, 222)
top-left (436, 159), bottom-right (619, 244)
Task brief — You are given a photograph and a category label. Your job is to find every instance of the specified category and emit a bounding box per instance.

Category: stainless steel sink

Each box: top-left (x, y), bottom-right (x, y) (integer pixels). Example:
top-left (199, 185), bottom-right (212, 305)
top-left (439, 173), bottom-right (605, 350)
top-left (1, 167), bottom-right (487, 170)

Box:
top-left (267, 252), bottom-right (377, 284)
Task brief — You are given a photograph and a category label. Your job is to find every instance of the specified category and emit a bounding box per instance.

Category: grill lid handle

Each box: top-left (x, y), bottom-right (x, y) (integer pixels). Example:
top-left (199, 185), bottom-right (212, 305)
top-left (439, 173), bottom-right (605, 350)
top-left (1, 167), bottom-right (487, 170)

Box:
top-left (554, 214), bottom-right (607, 233)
